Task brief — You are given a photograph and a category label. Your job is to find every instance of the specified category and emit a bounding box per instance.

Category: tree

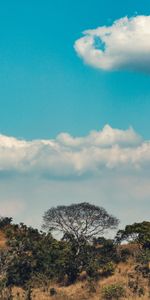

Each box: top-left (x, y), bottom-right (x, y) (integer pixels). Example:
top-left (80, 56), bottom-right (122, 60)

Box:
top-left (3, 223), bottom-right (65, 286)
top-left (115, 221), bottom-right (150, 250)
top-left (115, 222), bottom-right (150, 277)
top-left (0, 217), bottom-right (12, 229)
top-left (42, 202), bottom-right (119, 245)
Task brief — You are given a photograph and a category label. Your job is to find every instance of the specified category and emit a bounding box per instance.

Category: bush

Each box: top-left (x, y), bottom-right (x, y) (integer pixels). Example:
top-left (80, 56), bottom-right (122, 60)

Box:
top-left (120, 248), bottom-right (131, 262)
top-left (102, 283), bottom-right (125, 299)
top-left (138, 287), bottom-right (145, 297)
top-left (0, 217), bottom-right (12, 229)
top-left (50, 287), bottom-right (57, 296)
top-left (136, 248), bottom-right (150, 276)
top-left (87, 278), bottom-right (96, 293)
top-left (101, 262), bottom-right (115, 277)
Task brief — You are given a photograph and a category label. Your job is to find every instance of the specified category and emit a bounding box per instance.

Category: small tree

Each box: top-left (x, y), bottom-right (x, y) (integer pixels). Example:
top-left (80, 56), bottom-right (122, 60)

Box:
top-left (43, 202), bottom-right (119, 252)
top-left (0, 217), bottom-right (12, 229)
top-left (115, 221), bottom-right (150, 250)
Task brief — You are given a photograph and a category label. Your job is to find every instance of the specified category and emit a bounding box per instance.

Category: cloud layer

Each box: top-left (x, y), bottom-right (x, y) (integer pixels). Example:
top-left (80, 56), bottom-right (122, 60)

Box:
top-left (0, 126), bottom-right (150, 228)
top-left (74, 15), bottom-right (150, 72)
top-left (0, 125), bottom-right (149, 179)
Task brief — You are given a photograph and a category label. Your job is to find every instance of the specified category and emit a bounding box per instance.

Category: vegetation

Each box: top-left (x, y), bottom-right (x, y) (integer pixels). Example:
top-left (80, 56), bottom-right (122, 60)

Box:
top-left (0, 202), bottom-right (149, 299)
top-left (102, 283), bottom-right (125, 299)
top-left (43, 202), bottom-right (119, 254)
top-left (115, 221), bottom-right (150, 250)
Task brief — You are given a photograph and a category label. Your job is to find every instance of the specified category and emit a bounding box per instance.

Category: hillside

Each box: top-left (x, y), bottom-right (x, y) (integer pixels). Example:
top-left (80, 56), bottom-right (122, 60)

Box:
top-left (8, 259), bottom-right (150, 299)
top-left (0, 230), bottom-right (7, 249)
top-left (0, 216), bottom-right (149, 299)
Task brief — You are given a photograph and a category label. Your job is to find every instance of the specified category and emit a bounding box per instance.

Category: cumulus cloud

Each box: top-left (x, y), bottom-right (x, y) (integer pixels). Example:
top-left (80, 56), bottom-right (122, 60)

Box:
top-left (0, 125), bottom-right (149, 178)
top-left (0, 126), bottom-right (149, 227)
top-left (74, 15), bottom-right (150, 72)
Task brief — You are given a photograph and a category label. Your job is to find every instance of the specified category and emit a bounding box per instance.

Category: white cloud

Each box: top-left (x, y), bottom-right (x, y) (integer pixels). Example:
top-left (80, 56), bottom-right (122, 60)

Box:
top-left (74, 15), bottom-right (150, 72)
top-left (0, 125), bottom-right (149, 178)
top-left (0, 125), bottom-right (149, 228)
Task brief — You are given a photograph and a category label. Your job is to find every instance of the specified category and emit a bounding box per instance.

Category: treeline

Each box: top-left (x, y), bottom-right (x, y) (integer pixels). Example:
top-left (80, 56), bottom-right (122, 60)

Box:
top-left (0, 203), bottom-right (149, 298)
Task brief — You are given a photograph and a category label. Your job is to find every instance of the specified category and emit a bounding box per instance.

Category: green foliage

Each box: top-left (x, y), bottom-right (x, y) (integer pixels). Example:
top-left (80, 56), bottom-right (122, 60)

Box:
top-left (137, 248), bottom-right (150, 265)
top-left (94, 238), bottom-right (119, 263)
top-left (93, 238), bottom-right (119, 277)
top-left (120, 248), bottom-right (131, 262)
top-left (138, 287), bottom-right (145, 297)
top-left (116, 221), bottom-right (150, 279)
top-left (0, 217), bottom-right (12, 230)
top-left (101, 262), bottom-right (115, 277)
top-left (0, 213), bottom-right (149, 291)
top-left (102, 283), bottom-right (125, 299)
top-left (2, 223), bottom-right (68, 286)
top-left (86, 278), bottom-right (96, 293)
top-left (135, 248), bottom-right (150, 277)
top-left (116, 221), bottom-right (150, 250)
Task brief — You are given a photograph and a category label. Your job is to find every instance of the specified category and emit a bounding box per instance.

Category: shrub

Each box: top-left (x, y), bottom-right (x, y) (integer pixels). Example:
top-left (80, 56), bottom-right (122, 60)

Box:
top-left (102, 283), bottom-right (125, 299)
top-left (101, 262), bottom-right (115, 277)
top-left (86, 261), bottom-right (99, 280)
top-left (50, 287), bottom-right (57, 296)
top-left (138, 287), bottom-right (145, 297)
top-left (0, 217), bottom-right (12, 229)
top-left (120, 248), bottom-right (131, 262)
top-left (136, 249), bottom-right (150, 276)
top-left (87, 278), bottom-right (96, 293)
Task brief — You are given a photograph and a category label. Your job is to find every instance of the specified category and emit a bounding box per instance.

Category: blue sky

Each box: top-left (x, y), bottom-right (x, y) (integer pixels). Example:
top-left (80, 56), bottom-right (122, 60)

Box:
top-left (0, 0), bottom-right (150, 139)
top-left (0, 1), bottom-right (150, 230)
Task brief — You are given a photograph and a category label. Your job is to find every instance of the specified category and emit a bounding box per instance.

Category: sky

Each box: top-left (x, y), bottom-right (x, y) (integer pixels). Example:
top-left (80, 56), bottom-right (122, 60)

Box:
top-left (0, 1), bottom-right (150, 231)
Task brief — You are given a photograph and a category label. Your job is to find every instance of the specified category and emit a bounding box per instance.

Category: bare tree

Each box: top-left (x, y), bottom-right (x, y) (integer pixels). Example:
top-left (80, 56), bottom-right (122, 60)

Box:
top-left (42, 202), bottom-right (119, 244)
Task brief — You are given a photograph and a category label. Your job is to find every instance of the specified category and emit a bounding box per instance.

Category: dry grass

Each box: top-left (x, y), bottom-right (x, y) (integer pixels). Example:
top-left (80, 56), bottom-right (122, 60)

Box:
top-left (0, 232), bottom-right (148, 300)
top-left (11, 261), bottom-right (150, 300)
top-left (0, 230), bottom-right (7, 249)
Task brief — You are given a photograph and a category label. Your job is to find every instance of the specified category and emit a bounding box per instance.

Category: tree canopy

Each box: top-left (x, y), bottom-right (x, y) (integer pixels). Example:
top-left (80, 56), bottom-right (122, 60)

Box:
top-left (42, 202), bottom-right (119, 243)
top-left (115, 221), bottom-right (150, 249)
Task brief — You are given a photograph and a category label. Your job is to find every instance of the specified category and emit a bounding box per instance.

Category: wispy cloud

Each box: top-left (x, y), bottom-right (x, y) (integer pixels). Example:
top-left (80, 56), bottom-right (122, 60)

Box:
top-left (74, 15), bottom-right (150, 72)
top-left (0, 125), bottom-right (149, 179)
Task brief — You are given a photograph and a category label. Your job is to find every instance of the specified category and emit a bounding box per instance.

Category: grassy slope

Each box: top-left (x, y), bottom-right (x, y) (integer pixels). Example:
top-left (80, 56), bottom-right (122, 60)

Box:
top-left (0, 231), bottom-right (149, 299)
top-left (11, 260), bottom-right (149, 299)
top-left (0, 230), bottom-right (7, 249)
